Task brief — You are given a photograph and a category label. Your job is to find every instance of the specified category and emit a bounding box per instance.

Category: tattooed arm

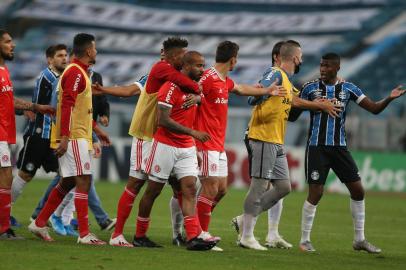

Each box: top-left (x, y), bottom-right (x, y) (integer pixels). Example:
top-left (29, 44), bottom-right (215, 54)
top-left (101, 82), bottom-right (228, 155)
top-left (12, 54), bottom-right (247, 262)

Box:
top-left (14, 97), bottom-right (55, 115)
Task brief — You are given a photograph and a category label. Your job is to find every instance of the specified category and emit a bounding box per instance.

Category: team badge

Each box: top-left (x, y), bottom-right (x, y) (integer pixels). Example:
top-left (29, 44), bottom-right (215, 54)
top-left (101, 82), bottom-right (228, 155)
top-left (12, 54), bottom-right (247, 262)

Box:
top-left (84, 162), bottom-right (90, 170)
top-left (338, 90), bottom-right (347, 100)
top-left (26, 163), bottom-right (35, 172)
top-left (2, 155), bottom-right (9, 163)
top-left (210, 164), bottom-right (217, 172)
top-left (311, 170), bottom-right (320, 180)
top-left (154, 165), bottom-right (161, 173)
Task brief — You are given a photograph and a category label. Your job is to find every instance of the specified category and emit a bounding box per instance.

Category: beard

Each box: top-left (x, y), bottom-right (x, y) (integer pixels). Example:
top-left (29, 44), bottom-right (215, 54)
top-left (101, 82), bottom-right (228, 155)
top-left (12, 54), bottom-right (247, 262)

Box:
top-left (1, 51), bottom-right (14, 61)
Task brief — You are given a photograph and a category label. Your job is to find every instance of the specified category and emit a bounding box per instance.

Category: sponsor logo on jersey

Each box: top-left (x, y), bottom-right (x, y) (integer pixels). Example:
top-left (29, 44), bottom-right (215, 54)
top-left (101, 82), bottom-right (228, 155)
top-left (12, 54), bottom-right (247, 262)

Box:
top-left (1, 85), bottom-right (13, 93)
top-left (165, 85), bottom-right (175, 103)
top-left (73, 73), bottom-right (82, 92)
top-left (214, 97), bottom-right (228, 104)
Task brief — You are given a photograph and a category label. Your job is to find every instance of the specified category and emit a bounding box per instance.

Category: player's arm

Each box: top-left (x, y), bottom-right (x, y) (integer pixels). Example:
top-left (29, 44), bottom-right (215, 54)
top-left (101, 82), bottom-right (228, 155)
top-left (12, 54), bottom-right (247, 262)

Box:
top-left (232, 80), bottom-right (286, 97)
top-left (92, 82), bottom-right (141, 97)
top-left (14, 97), bottom-right (55, 115)
top-left (244, 71), bottom-right (286, 105)
top-left (157, 103), bottom-right (210, 142)
top-left (155, 63), bottom-right (200, 94)
top-left (288, 86), bottom-right (304, 122)
top-left (292, 96), bottom-right (341, 118)
top-left (358, 85), bottom-right (405, 114)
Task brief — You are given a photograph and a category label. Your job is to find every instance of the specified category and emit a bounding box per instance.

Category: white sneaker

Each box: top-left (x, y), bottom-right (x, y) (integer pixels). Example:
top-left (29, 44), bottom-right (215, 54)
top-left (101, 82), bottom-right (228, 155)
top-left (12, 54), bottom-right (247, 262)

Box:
top-left (28, 220), bottom-right (54, 242)
top-left (239, 237), bottom-right (267, 251)
top-left (77, 233), bottom-right (106, 245)
top-left (265, 236), bottom-right (293, 249)
top-left (200, 231), bottom-right (221, 243)
top-left (109, 234), bottom-right (133, 248)
top-left (211, 246), bottom-right (224, 252)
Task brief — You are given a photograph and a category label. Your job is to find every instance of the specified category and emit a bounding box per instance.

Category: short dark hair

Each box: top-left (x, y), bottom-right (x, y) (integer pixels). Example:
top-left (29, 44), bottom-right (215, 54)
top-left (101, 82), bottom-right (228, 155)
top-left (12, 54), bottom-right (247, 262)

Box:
top-left (286, 39), bottom-right (301, 47)
top-left (183, 51), bottom-right (203, 65)
top-left (0, 29), bottom-right (10, 40)
top-left (322, 52), bottom-right (340, 64)
top-left (45, 44), bottom-right (67, 58)
top-left (271, 41), bottom-right (285, 65)
top-left (215, 41), bottom-right (239, 63)
top-left (73, 33), bottom-right (95, 57)
top-left (162, 37), bottom-right (188, 53)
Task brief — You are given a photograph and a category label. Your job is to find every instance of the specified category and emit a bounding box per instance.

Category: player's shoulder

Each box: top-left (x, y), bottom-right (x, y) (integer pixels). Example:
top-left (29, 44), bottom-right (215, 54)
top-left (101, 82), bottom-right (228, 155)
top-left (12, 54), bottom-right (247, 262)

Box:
top-left (200, 68), bottom-right (215, 83)
top-left (41, 68), bottom-right (58, 83)
top-left (301, 79), bottom-right (320, 91)
top-left (342, 81), bottom-right (360, 91)
top-left (263, 66), bottom-right (281, 81)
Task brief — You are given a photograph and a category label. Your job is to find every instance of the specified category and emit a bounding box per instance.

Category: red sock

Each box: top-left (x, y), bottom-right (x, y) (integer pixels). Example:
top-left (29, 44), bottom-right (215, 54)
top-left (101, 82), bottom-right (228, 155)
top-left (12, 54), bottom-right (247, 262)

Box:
top-left (75, 191), bottom-right (89, 238)
top-left (135, 216), bottom-right (150, 238)
top-left (184, 215), bottom-right (202, 241)
top-left (0, 188), bottom-right (11, 233)
top-left (112, 187), bottom-right (137, 238)
top-left (197, 195), bottom-right (213, 232)
top-left (36, 184), bottom-right (67, 227)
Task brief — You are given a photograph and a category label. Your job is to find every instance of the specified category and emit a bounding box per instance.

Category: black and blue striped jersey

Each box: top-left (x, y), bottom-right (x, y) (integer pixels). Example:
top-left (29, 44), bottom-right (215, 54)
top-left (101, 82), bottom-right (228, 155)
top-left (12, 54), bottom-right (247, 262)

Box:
top-left (300, 79), bottom-right (366, 146)
top-left (24, 67), bottom-right (59, 139)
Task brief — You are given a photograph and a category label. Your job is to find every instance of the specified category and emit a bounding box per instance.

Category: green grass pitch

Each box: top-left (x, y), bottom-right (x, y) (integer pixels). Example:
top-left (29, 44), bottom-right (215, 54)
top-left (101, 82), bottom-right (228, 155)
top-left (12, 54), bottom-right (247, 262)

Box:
top-left (1, 180), bottom-right (405, 270)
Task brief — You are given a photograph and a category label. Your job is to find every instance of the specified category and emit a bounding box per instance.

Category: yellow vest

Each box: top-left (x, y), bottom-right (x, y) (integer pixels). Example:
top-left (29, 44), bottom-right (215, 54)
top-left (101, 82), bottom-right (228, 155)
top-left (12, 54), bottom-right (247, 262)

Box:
top-left (128, 84), bottom-right (158, 141)
top-left (248, 67), bottom-right (293, 144)
top-left (52, 63), bottom-right (93, 148)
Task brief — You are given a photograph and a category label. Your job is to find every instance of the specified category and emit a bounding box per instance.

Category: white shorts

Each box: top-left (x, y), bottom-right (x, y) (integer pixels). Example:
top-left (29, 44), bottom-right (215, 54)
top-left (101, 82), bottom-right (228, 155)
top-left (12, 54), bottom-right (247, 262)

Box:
top-left (0, 141), bottom-right (11, 168)
top-left (145, 140), bottom-right (198, 183)
top-left (59, 139), bottom-right (92, 178)
top-left (128, 137), bottom-right (151, 180)
top-left (198, 150), bottom-right (228, 178)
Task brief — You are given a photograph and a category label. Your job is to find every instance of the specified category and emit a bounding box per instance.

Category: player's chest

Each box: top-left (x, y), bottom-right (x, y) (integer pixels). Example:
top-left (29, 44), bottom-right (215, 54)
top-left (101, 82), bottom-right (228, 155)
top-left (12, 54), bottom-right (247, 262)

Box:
top-left (205, 81), bottom-right (229, 105)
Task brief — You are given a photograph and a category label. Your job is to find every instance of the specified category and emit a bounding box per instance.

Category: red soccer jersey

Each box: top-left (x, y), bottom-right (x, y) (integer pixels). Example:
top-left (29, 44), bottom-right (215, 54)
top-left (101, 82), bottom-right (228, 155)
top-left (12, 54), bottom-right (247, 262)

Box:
top-left (195, 67), bottom-right (235, 152)
top-left (154, 81), bottom-right (197, 148)
top-left (145, 60), bottom-right (200, 95)
top-left (0, 66), bottom-right (16, 144)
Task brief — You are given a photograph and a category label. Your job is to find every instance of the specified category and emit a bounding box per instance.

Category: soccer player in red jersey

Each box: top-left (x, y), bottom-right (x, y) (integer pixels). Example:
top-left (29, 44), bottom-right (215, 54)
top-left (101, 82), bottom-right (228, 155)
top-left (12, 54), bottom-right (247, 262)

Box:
top-left (195, 41), bottom-right (286, 251)
top-left (133, 51), bottom-right (220, 250)
top-left (28, 33), bottom-right (110, 245)
top-left (0, 29), bottom-right (55, 240)
top-left (92, 38), bottom-right (202, 247)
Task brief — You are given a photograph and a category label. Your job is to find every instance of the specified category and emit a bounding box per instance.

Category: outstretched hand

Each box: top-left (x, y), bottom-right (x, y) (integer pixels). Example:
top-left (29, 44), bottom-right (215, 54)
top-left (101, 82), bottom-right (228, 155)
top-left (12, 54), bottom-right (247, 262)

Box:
top-left (92, 82), bottom-right (105, 96)
top-left (266, 79), bottom-right (287, 97)
top-left (318, 99), bottom-right (342, 118)
top-left (390, 85), bottom-right (406, 99)
top-left (35, 104), bottom-right (56, 115)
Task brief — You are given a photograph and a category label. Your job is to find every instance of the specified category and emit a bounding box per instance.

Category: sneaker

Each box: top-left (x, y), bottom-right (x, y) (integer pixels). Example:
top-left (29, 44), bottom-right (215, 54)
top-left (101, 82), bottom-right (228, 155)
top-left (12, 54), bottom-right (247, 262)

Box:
top-left (265, 236), bottom-right (293, 249)
top-left (239, 237), bottom-right (267, 251)
top-left (172, 233), bottom-right (186, 246)
top-left (186, 236), bottom-right (217, 251)
top-left (353, 239), bottom-right (381, 254)
top-left (109, 234), bottom-right (133, 248)
top-left (77, 233), bottom-right (106, 245)
top-left (64, 225), bottom-right (79, 237)
top-left (132, 236), bottom-right (162, 248)
top-left (299, 241), bottom-right (316, 252)
top-left (210, 246), bottom-right (224, 252)
top-left (99, 218), bottom-right (117, 231)
top-left (28, 220), bottom-right (54, 242)
top-left (10, 216), bottom-right (21, 228)
top-left (0, 228), bottom-right (24, 240)
top-left (50, 214), bottom-right (66, 236)
top-left (231, 215), bottom-right (243, 240)
top-left (200, 231), bottom-right (221, 243)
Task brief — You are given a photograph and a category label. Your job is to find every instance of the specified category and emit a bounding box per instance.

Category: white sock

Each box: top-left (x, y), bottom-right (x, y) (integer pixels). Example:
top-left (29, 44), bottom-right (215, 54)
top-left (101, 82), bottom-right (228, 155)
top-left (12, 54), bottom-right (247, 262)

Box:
top-left (169, 196), bottom-right (183, 238)
top-left (350, 199), bottom-right (365, 242)
top-left (241, 213), bottom-right (258, 240)
top-left (267, 199), bottom-right (283, 240)
top-left (61, 192), bottom-right (76, 226)
top-left (11, 174), bottom-right (28, 203)
top-left (54, 190), bottom-right (74, 217)
top-left (300, 200), bottom-right (317, 243)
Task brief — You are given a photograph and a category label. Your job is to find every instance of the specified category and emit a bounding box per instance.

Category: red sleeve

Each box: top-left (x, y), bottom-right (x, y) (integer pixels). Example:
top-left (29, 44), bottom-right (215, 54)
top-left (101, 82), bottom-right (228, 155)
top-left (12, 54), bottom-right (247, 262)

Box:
top-left (200, 74), bottom-right (213, 96)
top-left (226, 78), bottom-right (235, 91)
top-left (60, 66), bottom-right (87, 137)
top-left (157, 82), bottom-right (177, 107)
top-left (154, 62), bottom-right (199, 94)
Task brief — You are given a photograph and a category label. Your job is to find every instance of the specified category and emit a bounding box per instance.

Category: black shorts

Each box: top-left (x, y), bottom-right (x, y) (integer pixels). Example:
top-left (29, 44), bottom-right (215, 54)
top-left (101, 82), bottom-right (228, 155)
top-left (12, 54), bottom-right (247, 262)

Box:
top-left (16, 135), bottom-right (59, 176)
top-left (305, 145), bottom-right (360, 185)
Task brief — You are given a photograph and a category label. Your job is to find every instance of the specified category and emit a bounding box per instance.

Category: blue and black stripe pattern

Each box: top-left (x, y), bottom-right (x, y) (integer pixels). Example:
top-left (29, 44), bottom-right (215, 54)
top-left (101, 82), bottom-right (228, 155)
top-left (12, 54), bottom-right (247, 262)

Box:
top-left (24, 68), bottom-right (59, 139)
top-left (300, 79), bottom-right (365, 146)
